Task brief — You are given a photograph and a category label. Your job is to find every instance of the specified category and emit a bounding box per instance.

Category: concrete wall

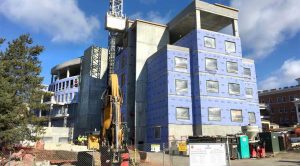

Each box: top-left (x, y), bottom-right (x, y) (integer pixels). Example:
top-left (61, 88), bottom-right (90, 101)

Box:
top-left (76, 46), bottom-right (108, 136)
top-left (132, 21), bottom-right (169, 143)
top-left (41, 127), bottom-right (71, 143)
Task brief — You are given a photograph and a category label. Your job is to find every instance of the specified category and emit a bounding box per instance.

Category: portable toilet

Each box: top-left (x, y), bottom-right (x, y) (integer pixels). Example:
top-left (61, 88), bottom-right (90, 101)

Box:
top-left (237, 135), bottom-right (250, 159)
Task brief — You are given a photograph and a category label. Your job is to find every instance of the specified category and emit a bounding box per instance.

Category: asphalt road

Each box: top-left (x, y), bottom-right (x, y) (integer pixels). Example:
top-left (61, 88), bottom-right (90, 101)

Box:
top-left (140, 151), bottom-right (300, 166)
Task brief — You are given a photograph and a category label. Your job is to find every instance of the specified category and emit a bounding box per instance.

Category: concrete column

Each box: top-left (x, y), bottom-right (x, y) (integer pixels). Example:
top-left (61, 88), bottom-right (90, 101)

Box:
top-left (63, 117), bottom-right (67, 127)
top-left (196, 10), bottom-right (201, 30)
top-left (67, 68), bottom-right (70, 78)
top-left (39, 110), bottom-right (42, 117)
top-left (233, 19), bottom-right (239, 37)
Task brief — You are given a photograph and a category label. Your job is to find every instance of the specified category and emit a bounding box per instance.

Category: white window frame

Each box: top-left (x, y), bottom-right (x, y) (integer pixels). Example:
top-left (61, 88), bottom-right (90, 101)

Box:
top-left (208, 107), bottom-right (221, 121)
top-left (205, 58), bottom-right (218, 71)
top-left (227, 61), bottom-right (238, 74)
top-left (176, 107), bottom-right (190, 120)
top-left (244, 68), bottom-right (251, 77)
top-left (206, 80), bottom-right (219, 93)
top-left (248, 112), bottom-right (256, 124)
top-left (225, 41), bottom-right (236, 54)
top-left (174, 57), bottom-right (188, 70)
top-left (229, 83), bottom-right (240, 95)
top-left (204, 36), bottom-right (216, 49)
top-left (175, 79), bottom-right (188, 94)
top-left (231, 109), bottom-right (243, 122)
top-left (245, 88), bottom-right (253, 98)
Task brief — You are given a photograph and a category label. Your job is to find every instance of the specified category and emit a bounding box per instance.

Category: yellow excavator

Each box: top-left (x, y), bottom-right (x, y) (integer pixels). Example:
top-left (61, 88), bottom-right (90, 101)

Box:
top-left (100, 0), bottom-right (129, 165)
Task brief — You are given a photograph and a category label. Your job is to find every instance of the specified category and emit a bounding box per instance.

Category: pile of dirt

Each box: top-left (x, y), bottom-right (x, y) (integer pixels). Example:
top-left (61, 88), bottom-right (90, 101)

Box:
top-left (35, 150), bottom-right (78, 165)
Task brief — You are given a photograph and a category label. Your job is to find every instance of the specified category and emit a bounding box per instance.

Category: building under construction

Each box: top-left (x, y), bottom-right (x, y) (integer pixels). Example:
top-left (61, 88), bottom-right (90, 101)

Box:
top-left (115, 0), bottom-right (261, 146)
top-left (45, 0), bottom-right (261, 145)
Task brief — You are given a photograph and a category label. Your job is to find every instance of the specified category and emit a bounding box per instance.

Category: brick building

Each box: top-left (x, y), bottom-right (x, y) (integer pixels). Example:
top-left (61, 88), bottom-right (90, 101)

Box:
top-left (258, 78), bottom-right (300, 126)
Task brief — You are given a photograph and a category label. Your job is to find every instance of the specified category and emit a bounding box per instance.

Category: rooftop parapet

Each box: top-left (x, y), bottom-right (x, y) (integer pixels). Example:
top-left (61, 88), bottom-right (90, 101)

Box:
top-left (168, 0), bottom-right (239, 44)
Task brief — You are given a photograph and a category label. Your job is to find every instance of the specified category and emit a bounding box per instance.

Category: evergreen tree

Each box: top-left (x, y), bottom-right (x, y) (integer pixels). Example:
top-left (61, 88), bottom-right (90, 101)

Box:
top-left (0, 34), bottom-right (47, 149)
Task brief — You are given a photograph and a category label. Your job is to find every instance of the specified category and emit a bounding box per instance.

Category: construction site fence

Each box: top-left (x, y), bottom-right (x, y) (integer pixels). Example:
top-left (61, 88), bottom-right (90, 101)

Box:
top-left (132, 140), bottom-right (190, 166)
top-left (1, 139), bottom-right (227, 166)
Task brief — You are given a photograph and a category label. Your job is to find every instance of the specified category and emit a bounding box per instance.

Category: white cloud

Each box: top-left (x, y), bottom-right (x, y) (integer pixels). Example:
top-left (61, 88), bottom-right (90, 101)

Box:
top-left (259, 59), bottom-right (300, 90)
top-left (231, 0), bottom-right (300, 59)
top-left (129, 11), bottom-right (171, 24)
top-left (0, 0), bottom-right (100, 43)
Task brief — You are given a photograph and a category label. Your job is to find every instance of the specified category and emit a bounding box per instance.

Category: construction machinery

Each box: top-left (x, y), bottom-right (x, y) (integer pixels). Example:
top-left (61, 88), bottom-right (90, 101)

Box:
top-left (100, 0), bottom-right (129, 165)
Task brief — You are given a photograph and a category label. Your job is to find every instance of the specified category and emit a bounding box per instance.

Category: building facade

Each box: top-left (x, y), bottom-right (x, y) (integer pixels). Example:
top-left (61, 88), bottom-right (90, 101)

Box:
top-left (45, 46), bottom-right (108, 137)
top-left (258, 78), bottom-right (300, 126)
top-left (115, 0), bottom-right (261, 146)
top-left (48, 58), bottom-right (81, 127)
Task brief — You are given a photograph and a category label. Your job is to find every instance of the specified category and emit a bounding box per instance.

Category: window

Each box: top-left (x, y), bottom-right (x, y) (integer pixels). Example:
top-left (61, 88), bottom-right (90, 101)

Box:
top-left (229, 83), bottom-right (240, 95)
top-left (227, 61), bottom-right (238, 73)
top-left (225, 41), bottom-right (236, 53)
top-left (66, 81), bottom-right (69, 89)
top-left (65, 94), bottom-right (68, 102)
top-left (175, 79), bottom-right (188, 94)
top-left (245, 88), bottom-right (253, 97)
top-left (290, 95), bottom-right (295, 101)
top-left (59, 83), bottom-right (61, 91)
top-left (277, 97), bottom-right (282, 103)
top-left (208, 107), bottom-right (221, 121)
top-left (55, 84), bottom-right (58, 91)
top-left (248, 112), bottom-right (256, 124)
top-left (154, 127), bottom-right (161, 139)
top-left (206, 80), bottom-right (219, 93)
top-left (269, 98), bottom-right (274, 103)
top-left (244, 68), bottom-right (251, 77)
top-left (176, 107), bottom-right (190, 120)
top-left (175, 57), bottom-right (188, 69)
top-left (62, 82), bottom-right (65, 90)
top-left (231, 109), bottom-right (243, 122)
top-left (279, 108), bottom-right (285, 113)
top-left (205, 58), bottom-right (218, 71)
top-left (204, 37), bottom-right (216, 48)
top-left (282, 96), bottom-right (286, 102)
top-left (70, 80), bottom-right (74, 88)
top-left (58, 95), bottom-right (60, 102)
top-left (61, 94), bottom-right (64, 102)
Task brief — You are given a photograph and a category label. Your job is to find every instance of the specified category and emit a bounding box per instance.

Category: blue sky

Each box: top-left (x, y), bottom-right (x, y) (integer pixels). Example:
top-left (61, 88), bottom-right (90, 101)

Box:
top-left (0, 0), bottom-right (300, 90)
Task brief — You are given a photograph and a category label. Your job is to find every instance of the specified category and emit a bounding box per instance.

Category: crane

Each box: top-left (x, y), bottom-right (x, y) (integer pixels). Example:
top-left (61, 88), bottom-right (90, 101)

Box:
top-left (101, 0), bottom-right (128, 165)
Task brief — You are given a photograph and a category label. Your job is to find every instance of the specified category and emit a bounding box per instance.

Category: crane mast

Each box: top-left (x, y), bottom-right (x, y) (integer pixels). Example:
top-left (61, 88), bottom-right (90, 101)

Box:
top-left (106, 0), bottom-right (125, 74)
top-left (102, 0), bottom-right (128, 165)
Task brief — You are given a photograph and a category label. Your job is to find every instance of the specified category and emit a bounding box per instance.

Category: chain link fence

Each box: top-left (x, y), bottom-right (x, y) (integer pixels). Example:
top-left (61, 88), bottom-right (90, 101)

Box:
top-left (131, 141), bottom-right (189, 166)
top-left (1, 138), bottom-right (230, 166)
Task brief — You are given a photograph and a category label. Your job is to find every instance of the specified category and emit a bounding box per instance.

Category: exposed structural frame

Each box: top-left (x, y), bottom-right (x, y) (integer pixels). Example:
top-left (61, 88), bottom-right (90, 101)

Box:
top-left (109, 0), bottom-right (124, 17)
top-left (106, 0), bottom-right (126, 74)
top-left (90, 47), bottom-right (102, 79)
